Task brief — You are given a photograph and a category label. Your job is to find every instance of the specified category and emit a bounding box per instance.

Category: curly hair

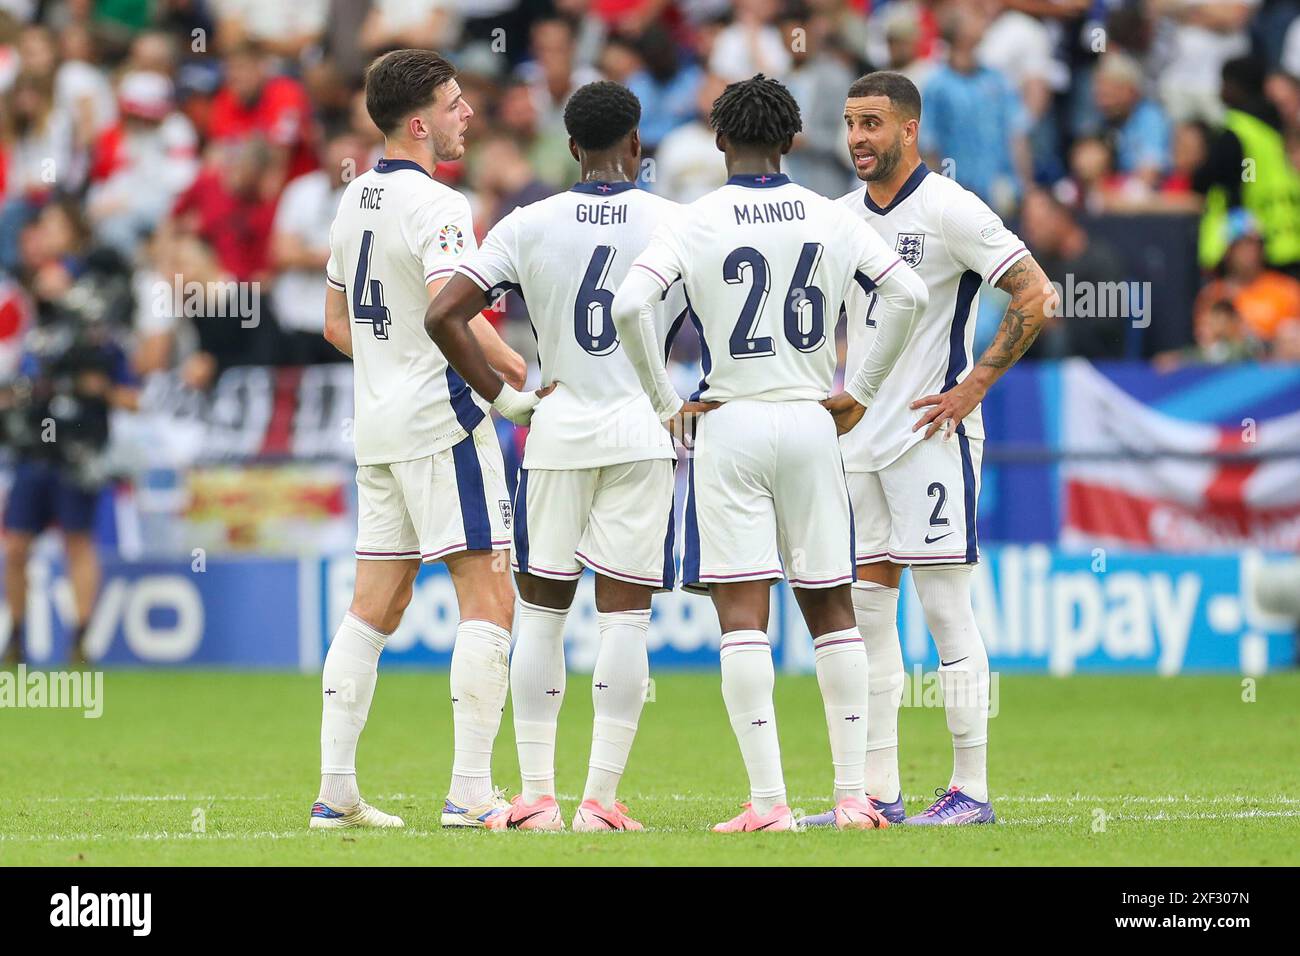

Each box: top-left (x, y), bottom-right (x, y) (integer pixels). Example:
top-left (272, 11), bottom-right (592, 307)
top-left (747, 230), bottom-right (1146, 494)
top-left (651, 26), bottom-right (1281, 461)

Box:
top-left (563, 81), bottom-right (642, 151)
top-left (708, 74), bottom-right (802, 148)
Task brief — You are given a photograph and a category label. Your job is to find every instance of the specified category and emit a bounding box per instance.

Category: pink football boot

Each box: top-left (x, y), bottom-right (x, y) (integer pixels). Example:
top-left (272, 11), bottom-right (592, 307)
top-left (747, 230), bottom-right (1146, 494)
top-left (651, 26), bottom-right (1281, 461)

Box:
top-left (832, 796), bottom-right (891, 830)
top-left (485, 794), bottom-right (565, 831)
top-left (712, 802), bottom-right (796, 832)
top-left (572, 799), bottom-right (645, 832)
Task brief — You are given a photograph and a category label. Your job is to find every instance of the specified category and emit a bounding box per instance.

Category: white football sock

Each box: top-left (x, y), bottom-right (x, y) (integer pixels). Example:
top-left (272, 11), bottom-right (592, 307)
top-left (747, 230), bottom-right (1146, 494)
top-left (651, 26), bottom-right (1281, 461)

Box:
top-left (584, 608), bottom-right (651, 808)
top-left (813, 627), bottom-right (869, 802)
top-left (911, 565), bottom-right (990, 802)
top-left (719, 631), bottom-right (785, 814)
top-left (319, 612), bottom-right (388, 805)
top-left (510, 599), bottom-right (569, 802)
top-left (448, 619), bottom-right (512, 807)
top-left (853, 581), bottom-right (904, 802)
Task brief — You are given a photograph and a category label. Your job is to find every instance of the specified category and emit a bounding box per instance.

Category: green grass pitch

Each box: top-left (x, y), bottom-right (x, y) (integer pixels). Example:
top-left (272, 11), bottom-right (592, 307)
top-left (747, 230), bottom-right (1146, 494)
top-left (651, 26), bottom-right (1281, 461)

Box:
top-left (2, 670), bottom-right (1298, 866)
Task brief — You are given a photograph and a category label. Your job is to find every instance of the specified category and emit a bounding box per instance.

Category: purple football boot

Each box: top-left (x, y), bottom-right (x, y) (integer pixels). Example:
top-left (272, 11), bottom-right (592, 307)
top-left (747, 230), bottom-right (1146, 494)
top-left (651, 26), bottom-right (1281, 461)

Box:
top-left (904, 787), bottom-right (996, 826)
top-left (800, 794), bottom-right (907, 828)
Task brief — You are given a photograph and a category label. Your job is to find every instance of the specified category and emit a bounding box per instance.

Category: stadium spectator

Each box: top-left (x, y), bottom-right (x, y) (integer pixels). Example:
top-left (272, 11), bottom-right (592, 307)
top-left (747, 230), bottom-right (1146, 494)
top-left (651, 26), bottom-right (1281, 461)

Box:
top-left (207, 41), bottom-right (317, 185)
top-left (625, 24), bottom-right (702, 154)
top-left (214, 0), bottom-right (329, 63)
top-left (1156, 0), bottom-right (1256, 125)
top-left (3, 199), bottom-right (136, 666)
top-left (270, 130), bottom-right (367, 366)
top-left (520, 17), bottom-right (602, 131)
top-left (169, 136), bottom-right (278, 283)
top-left (781, 3), bottom-right (857, 198)
top-left (1087, 51), bottom-right (1172, 193)
top-left (359, 0), bottom-right (456, 58)
top-left (707, 0), bottom-right (792, 82)
top-left (864, 0), bottom-right (931, 89)
top-left (1196, 214), bottom-right (1300, 343)
top-left (495, 77), bottom-right (577, 188)
top-left (1195, 56), bottom-right (1300, 273)
top-left (921, 1), bottom-right (1030, 213)
top-left (85, 70), bottom-right (200, 249)
top-left (653, 71), bottom-right (728, 203)
top-left (1020, 187), bottom-right (1127, 360)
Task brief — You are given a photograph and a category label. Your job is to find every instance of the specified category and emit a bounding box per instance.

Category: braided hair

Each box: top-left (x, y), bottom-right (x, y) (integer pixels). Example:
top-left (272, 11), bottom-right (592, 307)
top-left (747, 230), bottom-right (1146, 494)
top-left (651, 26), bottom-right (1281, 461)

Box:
top-left (708, 73), bottom-right (803, 147)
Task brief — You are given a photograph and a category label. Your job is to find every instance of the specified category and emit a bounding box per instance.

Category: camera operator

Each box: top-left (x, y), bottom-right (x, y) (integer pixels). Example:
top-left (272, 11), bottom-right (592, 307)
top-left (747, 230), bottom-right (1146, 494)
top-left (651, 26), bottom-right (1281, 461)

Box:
top-left (2, 200), bottom-right (138, 666)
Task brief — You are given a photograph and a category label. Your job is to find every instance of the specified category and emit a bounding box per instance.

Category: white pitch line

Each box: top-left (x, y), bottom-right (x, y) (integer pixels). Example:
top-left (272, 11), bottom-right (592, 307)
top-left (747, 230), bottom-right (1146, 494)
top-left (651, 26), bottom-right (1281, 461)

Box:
top-left (4, 810), bottom-right (1300, 844)
top-left (26, 792), bottom-right (1300, 807)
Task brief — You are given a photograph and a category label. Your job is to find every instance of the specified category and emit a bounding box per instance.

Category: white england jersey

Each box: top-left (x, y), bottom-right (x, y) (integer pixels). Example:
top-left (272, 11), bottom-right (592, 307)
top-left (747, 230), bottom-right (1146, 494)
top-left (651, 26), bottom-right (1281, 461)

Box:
top-left (326, 157), bottom-right (487, 466)
top-left (839, 164), bottom-right (1029, 472)
top-left (629, 172), bottom-right (904, 404)
top-left (457, 181), bottom-right (684, 470)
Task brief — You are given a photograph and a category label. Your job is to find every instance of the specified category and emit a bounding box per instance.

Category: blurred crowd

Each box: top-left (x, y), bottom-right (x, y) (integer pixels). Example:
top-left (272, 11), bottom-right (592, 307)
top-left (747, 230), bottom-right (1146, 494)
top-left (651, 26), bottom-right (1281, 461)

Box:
top-left (4, 0), bottom-right (1300, 389)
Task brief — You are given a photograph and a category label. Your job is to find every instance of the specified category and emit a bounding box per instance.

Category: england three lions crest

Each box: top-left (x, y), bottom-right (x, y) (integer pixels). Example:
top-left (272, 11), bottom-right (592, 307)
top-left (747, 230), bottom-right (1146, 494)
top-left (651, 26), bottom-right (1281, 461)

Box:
top-left (895, 233), bottom-right (925, 267)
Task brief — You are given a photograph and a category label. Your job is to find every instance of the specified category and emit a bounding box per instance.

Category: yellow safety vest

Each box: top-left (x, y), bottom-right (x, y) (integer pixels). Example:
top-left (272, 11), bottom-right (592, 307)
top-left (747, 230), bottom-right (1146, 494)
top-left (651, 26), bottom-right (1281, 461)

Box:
top-left (1199, 109), bottom-right (1300, 270)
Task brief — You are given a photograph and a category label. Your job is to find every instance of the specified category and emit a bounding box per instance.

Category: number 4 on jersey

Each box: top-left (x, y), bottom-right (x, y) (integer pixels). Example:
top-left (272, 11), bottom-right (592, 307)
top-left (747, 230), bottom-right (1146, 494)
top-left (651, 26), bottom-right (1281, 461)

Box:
top-left (352, 229), bottom-right (391, 339)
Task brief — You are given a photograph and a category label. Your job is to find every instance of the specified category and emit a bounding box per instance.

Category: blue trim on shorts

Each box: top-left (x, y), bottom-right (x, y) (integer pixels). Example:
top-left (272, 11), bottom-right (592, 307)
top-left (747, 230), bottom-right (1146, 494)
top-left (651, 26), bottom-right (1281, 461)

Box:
top-left (958, 425), bottom-right (978, 563)
top-left (513, 466), bottom-right (530, 573)
top-left (683, 457), bottom-right (700, 586)
top-left (451, 431), bottom-right (493, 551)
top-left (661, 489), bottom-right (676, 590)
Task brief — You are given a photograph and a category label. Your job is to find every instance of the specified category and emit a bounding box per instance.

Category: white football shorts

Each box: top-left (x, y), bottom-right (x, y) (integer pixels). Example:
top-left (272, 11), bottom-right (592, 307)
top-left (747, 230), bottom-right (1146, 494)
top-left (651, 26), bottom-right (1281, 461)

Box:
top-left (849, 427), bottom-right (983, 566)
top-left (683, 399), bottom-right (854, 593)
top-left (512, 458), bottom-right (677, 589)
top-left (354, 417), bottom-right (512, 563)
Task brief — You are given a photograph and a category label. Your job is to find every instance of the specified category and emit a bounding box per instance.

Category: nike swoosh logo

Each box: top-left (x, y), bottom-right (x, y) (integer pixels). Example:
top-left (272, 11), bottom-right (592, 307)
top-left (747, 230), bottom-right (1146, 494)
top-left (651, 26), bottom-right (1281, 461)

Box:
top-left (753, 820), bottom-right (777, 831)
top-left (924, 532), bottom-right (954, 544)
top-left (508, 811), bottom-right (545, 829)
top-left (940, 656), bottom-right (968, 667)
top-left (593, 814), bottom-right (623, 830)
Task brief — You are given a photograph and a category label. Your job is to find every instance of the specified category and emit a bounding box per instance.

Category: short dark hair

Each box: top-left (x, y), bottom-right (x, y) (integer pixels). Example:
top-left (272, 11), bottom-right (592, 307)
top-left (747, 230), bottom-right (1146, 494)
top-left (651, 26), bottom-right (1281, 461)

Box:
top-left (846, 71), bottom-right (922, 121)
top-left (364, 49), bottom-right (457, 136)
top-left (564, 81), bottom-right (642, 150)
top-left (709, 74), bottom-right (802, 147)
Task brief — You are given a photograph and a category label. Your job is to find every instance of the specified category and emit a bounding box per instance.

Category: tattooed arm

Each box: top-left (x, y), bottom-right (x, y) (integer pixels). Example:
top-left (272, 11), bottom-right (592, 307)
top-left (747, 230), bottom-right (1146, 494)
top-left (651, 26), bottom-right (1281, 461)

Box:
top-left (911, 255), bottom-right (1057, 439)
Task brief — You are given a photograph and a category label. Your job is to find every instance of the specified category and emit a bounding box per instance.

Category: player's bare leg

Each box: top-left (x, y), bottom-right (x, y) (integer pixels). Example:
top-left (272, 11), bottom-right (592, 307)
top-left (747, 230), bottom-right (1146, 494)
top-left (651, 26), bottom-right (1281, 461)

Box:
top-left (2, 531), bottom-right (32, 667)
top-left (708, 581), bottom-right (795, 832)
top-left (63, 532), bottom-right (100, 666)
top-left (440, 549), bottom-right (515, 827)
top-left (792, 584), bottom-right (888, 830)
top-left (571, 574), bottom-right (652, 832)
top-left (312, 557), bottom-right (417, 829)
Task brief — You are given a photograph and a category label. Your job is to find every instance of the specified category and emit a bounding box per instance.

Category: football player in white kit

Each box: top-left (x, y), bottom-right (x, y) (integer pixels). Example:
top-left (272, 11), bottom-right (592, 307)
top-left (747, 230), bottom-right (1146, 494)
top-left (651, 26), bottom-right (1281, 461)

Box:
top-left (813, 72), bottom-right (1057, 827)
top-left (426, 81), bottom-right (707, 832)
top-left (311, 50), bottom-right (531, 830)
top-left (612, 75), bottom-right (929, 833)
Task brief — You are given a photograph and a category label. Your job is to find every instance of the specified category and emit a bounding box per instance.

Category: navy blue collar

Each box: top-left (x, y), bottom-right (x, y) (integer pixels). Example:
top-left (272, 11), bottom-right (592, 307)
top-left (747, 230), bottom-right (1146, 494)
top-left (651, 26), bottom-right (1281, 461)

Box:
top-left (570, 180), bottom-right (638, 195)
top-left (863, 162), bottom-right (928, 215)
top-left (726, 172), bottom-right (790, 188)
top-left (373, 158), bottom-right (433, 178)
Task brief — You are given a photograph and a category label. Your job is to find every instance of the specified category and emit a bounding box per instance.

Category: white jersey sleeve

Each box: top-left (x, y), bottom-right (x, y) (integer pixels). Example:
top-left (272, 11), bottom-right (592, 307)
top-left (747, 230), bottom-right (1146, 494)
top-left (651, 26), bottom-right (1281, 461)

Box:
top-left (458, 208), bottom-right (522, 297)
top-left (325, 219), bottom-right (345, 291)
top-left (414, 190), bottom-right (478, 287)
top-left (939, 189), bottom-right (1029, 286)
top-left (628, 227), bottom-right (687, 294)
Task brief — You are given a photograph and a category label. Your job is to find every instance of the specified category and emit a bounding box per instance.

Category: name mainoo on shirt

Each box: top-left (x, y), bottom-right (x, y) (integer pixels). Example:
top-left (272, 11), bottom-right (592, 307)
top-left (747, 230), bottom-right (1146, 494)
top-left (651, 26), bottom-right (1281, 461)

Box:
top-left (734, 199), bottom-right (806, 225)
top-left (576, 202), bottom-right (628, 225)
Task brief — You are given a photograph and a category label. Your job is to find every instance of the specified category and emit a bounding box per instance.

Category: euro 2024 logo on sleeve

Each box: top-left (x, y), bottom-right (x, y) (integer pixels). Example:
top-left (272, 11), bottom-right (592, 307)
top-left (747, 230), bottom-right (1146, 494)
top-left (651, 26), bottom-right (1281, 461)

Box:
top-left (438, 224), bottom-right (464, 255)
top-left (895, 233), bottom-right (924, 267)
